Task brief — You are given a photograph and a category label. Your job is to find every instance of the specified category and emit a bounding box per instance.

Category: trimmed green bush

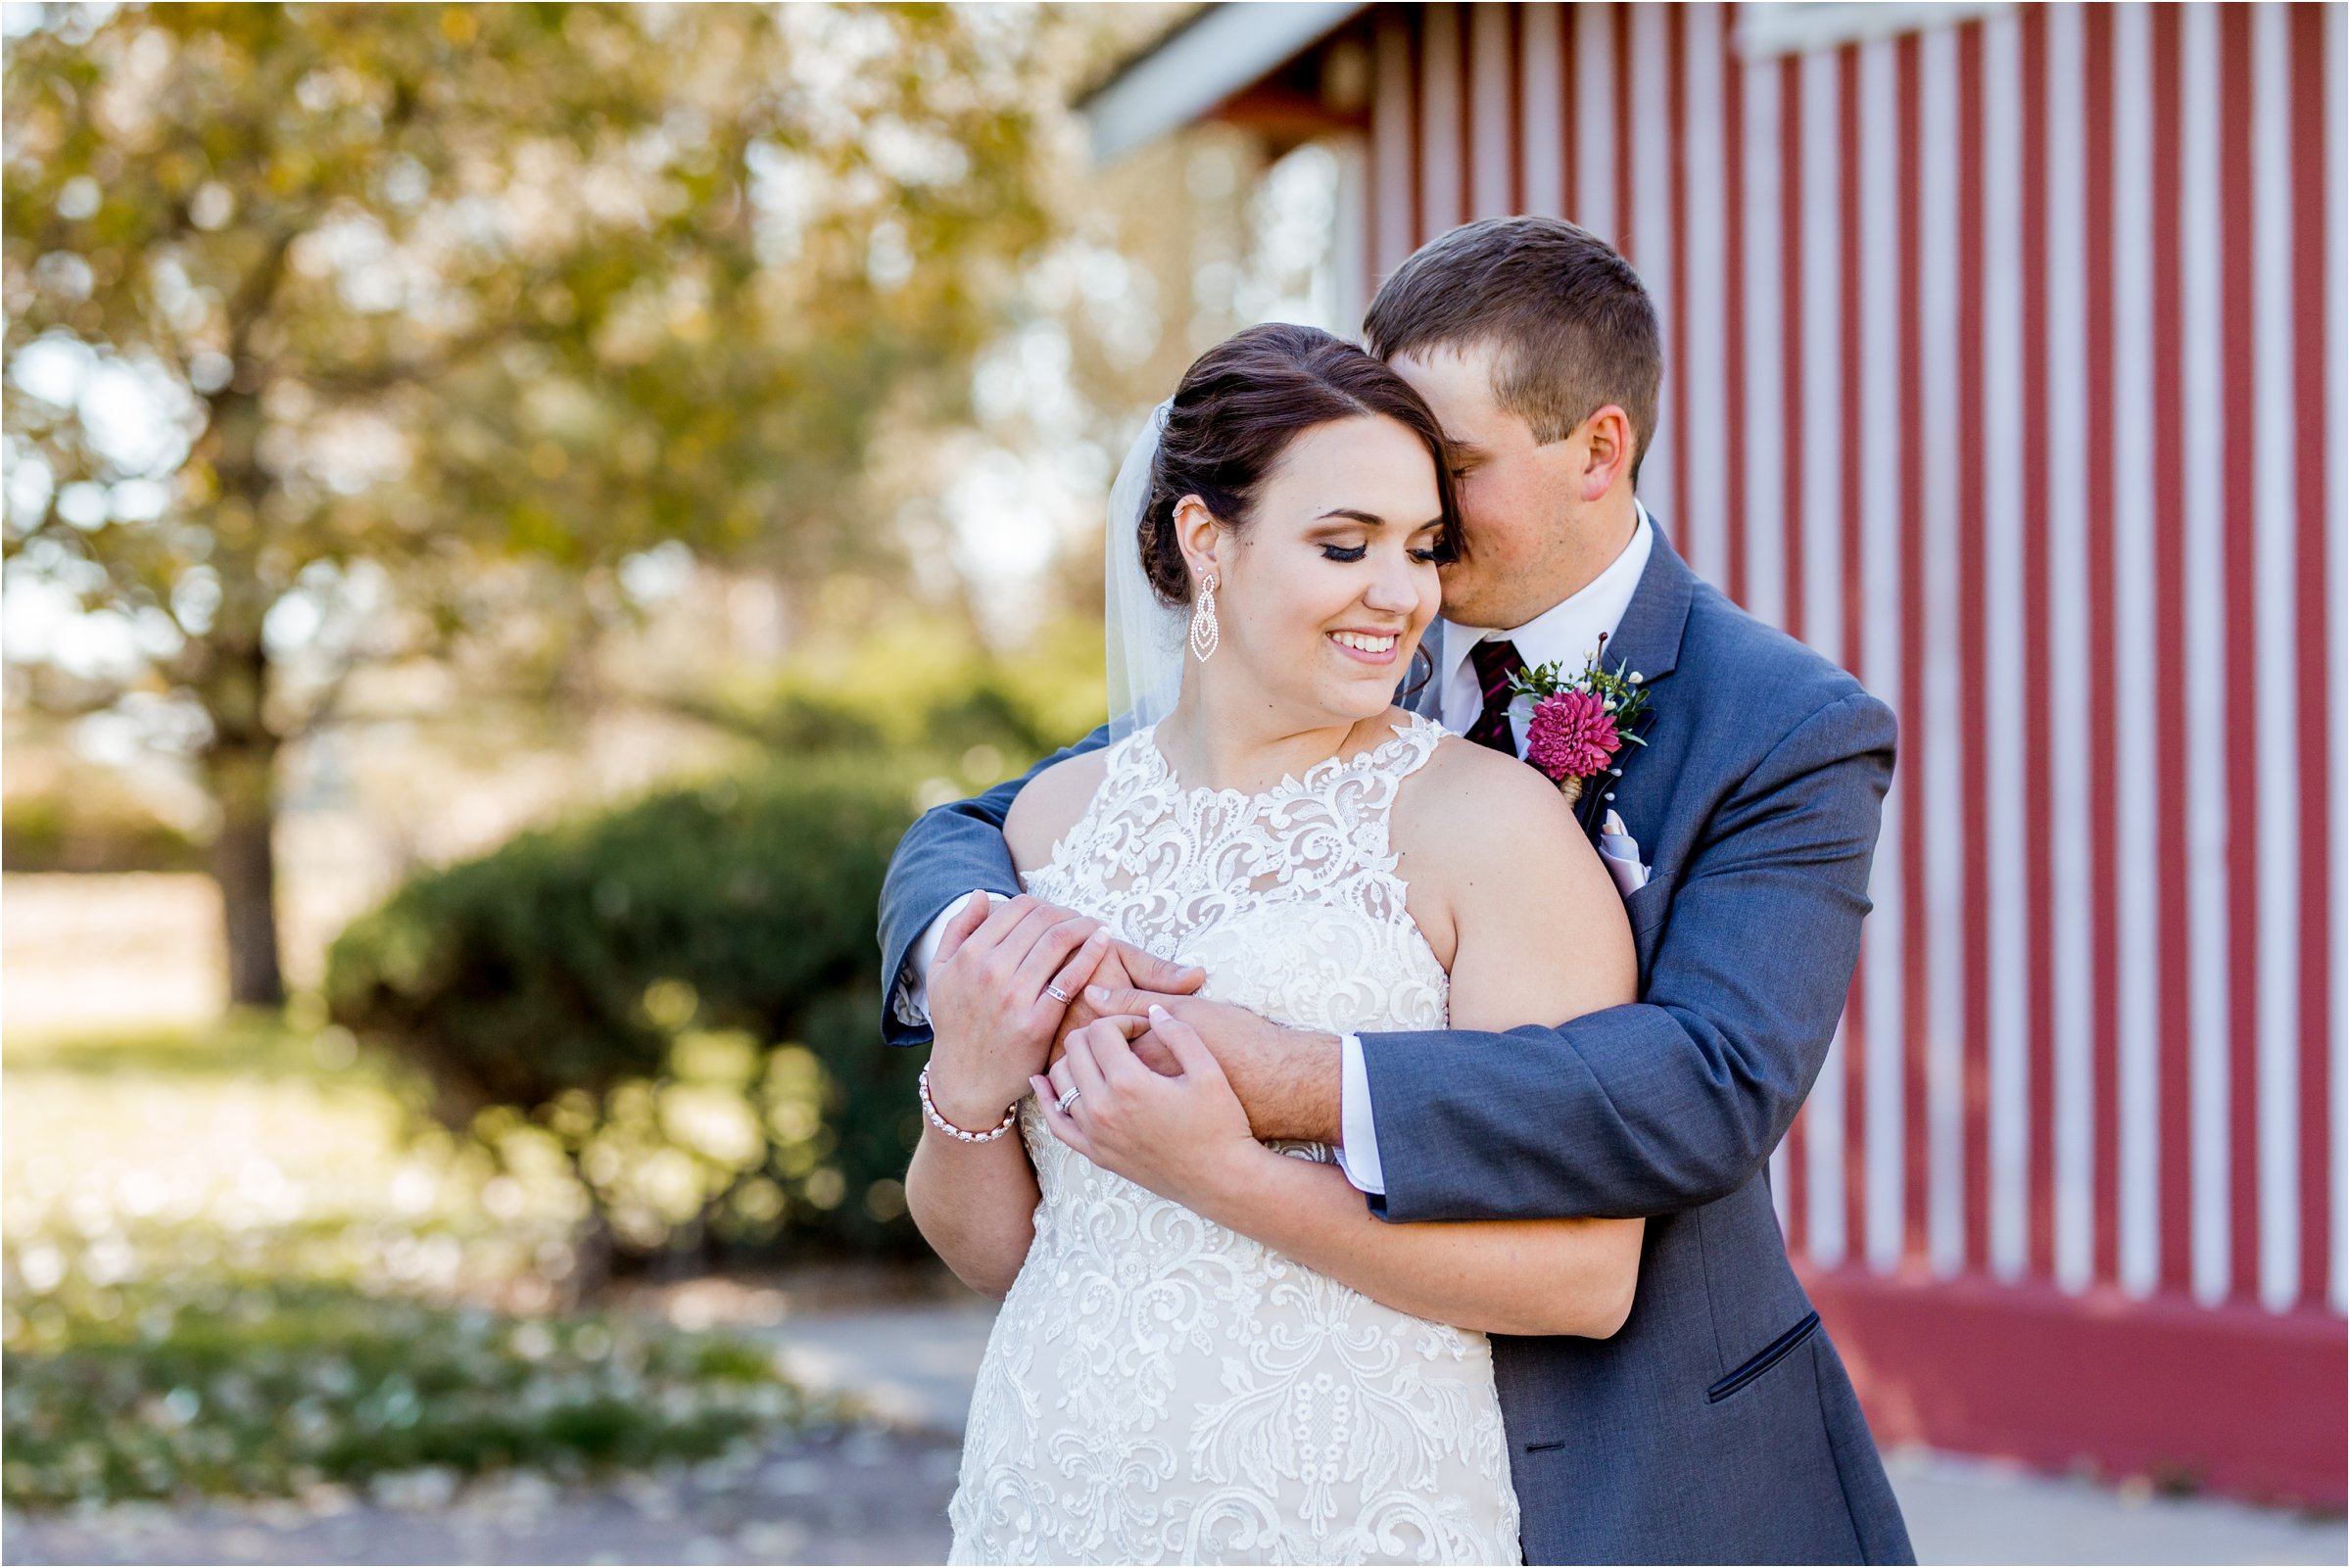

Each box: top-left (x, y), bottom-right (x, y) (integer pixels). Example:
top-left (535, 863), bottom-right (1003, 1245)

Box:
top-left (324, 762), bottom-right (930, 1271)
top-left (2, 788), bottom-right (208, 874)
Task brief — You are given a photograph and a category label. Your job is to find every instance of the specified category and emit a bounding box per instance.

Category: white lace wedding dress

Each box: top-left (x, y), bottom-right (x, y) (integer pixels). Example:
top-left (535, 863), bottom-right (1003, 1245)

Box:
top-left (946, 711), bottom-right (1519, 1566)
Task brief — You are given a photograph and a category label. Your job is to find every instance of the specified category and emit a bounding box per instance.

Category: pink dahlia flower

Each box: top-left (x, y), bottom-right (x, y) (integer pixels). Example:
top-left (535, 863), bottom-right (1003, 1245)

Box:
top-left (1525, 689), bottom-right (1620, 783)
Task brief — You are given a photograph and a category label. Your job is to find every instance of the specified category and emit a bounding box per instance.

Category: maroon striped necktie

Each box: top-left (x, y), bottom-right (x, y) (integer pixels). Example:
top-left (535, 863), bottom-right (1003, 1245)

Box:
top-left (1464, 638), bottom-right (1525, 756)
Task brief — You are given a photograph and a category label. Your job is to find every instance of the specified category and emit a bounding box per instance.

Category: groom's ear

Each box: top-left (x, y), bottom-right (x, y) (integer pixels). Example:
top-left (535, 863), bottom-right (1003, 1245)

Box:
top-left (1573, 404), bottom-right (1636, 502)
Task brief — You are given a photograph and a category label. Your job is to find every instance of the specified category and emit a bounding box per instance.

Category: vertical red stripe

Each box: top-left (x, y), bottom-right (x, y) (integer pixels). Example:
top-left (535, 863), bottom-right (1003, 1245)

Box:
top-left (2146, 4), bottom-right (2194, 1298)
top-left (1839, 41), bottom-right (1872, 1262)
top-left (2018, 5), bottom-right (2059, 1284)
top-left (1366, 55), bottom-right (1380, 293)
top-left (1507, 5), bottom-right (1526, 218)
top-left (1615, 7), bottom-right (1637, 258)
top-left (1956, 21), bottom-right (1992, 1277)
top-left (1667, 7), bottom-right (1690, 546)
top-left (2083, 5), bottom-right (2123, 1290)
top-left (1407, 13), bottom-right (1426, 246)
top-left (1561, 8), bottom-right (1579, 220)
top-left (1723, 39), bottom-right (1750, 607)
top-left (1456, 5), bottom-right (1475, 233)
top-left (1897, 32), bottom-right (1933, 1266)
top-left (2289, 0), bottom-right (2332, 1311)
top-left (1781, 56), bottom-right (1808, 646)
top-left (2218, 4), bottom-right (2261, 1303)
top-left (1779, 50), bottom-right (1809, 1257)
top-left (1367, 18), bottom-right (1382, 298)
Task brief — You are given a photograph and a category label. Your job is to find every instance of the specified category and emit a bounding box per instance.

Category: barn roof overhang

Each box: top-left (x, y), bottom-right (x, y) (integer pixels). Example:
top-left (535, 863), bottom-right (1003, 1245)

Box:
top-left (1079, 1), bottom-right (2033, 166)
top-left (1077, 1), bottom-right (1369, 163)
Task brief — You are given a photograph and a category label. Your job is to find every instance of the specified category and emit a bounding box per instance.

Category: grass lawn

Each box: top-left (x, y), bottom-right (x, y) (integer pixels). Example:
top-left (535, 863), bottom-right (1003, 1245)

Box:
top-left (2, 1011), bottom-right (830, 1512)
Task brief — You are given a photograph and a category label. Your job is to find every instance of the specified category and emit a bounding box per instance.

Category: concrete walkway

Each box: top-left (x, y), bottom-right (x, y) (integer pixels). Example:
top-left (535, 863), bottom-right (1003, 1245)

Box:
top-left (2, 1424), bottom-right (964, 1566)
top-left (760, 1300), bottom-right (2346, 1567)
top-left (8, 1297), bottom-right (2338, 1565)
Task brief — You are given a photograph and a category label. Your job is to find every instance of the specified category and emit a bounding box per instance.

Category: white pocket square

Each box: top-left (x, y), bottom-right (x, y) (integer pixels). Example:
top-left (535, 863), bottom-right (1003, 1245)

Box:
top-left (1599, 809), bottom-right (1651, 897)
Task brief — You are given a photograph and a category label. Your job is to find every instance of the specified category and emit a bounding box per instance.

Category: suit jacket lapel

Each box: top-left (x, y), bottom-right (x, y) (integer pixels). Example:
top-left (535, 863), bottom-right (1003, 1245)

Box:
top-left (1572, 514), bottom-right (1698, 839)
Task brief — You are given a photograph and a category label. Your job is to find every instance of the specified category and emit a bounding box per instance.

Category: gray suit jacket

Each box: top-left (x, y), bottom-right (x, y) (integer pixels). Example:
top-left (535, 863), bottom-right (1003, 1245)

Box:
top-left (877, 521), bottom-right (1916, 1565)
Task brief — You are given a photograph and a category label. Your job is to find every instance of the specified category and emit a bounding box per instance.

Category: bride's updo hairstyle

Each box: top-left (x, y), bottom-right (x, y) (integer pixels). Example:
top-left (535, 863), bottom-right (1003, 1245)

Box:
top-left (1138, 321), bottom-right (1462, 607)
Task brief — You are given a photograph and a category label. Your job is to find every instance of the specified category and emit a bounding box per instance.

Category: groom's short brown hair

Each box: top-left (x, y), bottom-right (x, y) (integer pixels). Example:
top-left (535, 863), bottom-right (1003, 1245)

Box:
top-left (1363, 216), bottom-right (1661, 478)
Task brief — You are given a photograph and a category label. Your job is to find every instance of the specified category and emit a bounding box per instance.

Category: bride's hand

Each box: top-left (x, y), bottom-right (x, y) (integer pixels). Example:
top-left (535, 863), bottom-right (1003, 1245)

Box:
top-left (1032, 1006), bottom-right (1268, 1206)
top-left (926, 892), bottom-right (1108, 1132)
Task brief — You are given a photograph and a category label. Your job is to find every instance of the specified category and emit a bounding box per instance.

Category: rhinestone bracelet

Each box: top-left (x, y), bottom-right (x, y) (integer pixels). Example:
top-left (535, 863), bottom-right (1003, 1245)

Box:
top-left (918, 1063), bottom-right (1020, 1143)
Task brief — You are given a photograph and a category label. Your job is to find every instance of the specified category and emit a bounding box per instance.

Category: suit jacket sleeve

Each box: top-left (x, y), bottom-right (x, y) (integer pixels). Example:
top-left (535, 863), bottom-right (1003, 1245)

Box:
top-left (876, 722), bottom-right (1115, 1049)
top-left (1357, 689), bottom-right (1896, 1221)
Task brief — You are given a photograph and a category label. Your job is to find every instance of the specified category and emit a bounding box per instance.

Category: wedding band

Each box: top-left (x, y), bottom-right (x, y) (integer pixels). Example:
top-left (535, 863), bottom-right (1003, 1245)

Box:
top-left (1056, 1087), bottom-right (1082, 1116)
top-left (1044, 982), bottom-right (1072, 1003)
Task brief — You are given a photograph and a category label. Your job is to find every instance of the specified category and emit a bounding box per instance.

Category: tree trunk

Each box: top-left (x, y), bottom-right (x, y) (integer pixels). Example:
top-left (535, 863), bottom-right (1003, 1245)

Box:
top-left (195, 371), bottom-right (286, 1012)
top-left (201, 636), bottom-right (285, 1009)
top-left (208, 744), bottom-right (283, 1007)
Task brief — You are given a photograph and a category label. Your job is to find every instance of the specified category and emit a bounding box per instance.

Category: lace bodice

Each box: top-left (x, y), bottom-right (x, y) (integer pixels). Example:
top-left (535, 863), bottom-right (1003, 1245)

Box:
top-left (1023, 712), bottom-right (1452, 1046)
top-left (946, 711), bottom-right (1519, 1565)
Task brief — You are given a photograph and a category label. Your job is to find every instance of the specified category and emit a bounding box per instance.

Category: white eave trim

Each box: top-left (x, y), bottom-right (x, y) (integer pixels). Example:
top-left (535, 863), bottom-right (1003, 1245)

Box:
top-left (1081, 1), bottom-right (1368, 164)
top-left (1731, 1), bottom-right (2013, 59)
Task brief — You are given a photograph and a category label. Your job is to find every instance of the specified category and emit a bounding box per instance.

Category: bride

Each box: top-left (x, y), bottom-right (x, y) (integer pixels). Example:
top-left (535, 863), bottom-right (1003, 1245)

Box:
top-left (904, 322), bottom-right (1640, 1565)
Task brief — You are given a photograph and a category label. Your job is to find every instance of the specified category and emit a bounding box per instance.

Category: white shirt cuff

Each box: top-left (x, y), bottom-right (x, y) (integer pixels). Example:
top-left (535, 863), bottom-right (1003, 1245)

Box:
top-left (1333, 1031), bottom-right (1387, 1195)
top-left (895, 890), bottom-right (982, 1025)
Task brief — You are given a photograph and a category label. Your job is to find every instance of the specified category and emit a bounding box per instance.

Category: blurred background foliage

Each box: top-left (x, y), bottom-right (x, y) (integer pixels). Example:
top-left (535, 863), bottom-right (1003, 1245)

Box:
top-left (2, 0), bottom-right (1341, 1514)
top-left (3, 0), bottom-right (1074, 1006)
top-left (325, 761), bottom-right (926, 1279)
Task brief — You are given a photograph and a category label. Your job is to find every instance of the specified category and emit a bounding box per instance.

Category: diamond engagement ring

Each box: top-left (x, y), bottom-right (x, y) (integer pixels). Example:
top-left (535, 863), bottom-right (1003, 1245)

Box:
top-left (1056, 1086), bottom-right (1081, 1116)
top-left (1044, 981), bottom-right (1072, 1003)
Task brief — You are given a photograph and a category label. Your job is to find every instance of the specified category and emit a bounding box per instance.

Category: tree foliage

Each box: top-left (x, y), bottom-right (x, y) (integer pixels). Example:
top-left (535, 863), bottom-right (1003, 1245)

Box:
top-left (2, 2), bottom-right (1064, 999)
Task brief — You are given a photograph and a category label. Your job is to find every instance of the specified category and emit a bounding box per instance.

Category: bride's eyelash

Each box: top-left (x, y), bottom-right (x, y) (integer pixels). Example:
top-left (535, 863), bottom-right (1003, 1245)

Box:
top-left (1319, 544), bottom-right (1447, 564)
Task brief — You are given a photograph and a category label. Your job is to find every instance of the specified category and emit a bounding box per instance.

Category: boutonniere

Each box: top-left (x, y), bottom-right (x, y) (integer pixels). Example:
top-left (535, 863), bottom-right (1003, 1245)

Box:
top-left (1508, 633), bottom-right (1655, 808)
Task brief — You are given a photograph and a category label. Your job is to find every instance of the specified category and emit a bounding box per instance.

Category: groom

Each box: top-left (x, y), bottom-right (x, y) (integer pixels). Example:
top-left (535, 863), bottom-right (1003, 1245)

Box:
top-left (879, 216), bottom-right (1915, 1565)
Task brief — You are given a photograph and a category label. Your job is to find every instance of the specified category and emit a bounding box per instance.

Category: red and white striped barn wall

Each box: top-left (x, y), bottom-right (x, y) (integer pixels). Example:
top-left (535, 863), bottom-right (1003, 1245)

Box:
top-left (1349, 0), bottom-right (2344, 1498)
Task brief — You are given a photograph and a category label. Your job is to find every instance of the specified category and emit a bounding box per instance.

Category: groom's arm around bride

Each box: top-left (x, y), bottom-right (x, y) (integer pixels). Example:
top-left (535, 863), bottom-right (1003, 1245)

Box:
top-left (887, 658), bottom-right (1893, 1231)
top-left (1154, 678), bottom-right (1897, 1228)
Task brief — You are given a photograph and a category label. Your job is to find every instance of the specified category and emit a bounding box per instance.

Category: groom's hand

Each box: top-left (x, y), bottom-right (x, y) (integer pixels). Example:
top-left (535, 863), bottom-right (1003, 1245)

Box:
top-left (1079, 983), bottom-right (1343, 1144)
top-left (1055, 940), bottom-right (1204, 1069)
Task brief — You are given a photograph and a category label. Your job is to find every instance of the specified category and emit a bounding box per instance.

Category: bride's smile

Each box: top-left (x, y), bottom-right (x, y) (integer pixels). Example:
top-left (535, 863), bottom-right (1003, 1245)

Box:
top-left (1326, 629), bottom-right (1397, 663)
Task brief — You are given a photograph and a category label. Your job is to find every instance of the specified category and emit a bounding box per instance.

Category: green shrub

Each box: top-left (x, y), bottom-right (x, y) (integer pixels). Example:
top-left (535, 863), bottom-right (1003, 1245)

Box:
top-left (324, 762), bottom-right (930, 1273)
top-left (2, 788), bottom-right (208, 874)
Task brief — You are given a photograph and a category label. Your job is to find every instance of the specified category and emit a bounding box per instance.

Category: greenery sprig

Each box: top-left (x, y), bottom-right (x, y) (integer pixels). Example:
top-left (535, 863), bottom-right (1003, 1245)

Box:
top-left (1506, 633), bottom-right (1655, 748)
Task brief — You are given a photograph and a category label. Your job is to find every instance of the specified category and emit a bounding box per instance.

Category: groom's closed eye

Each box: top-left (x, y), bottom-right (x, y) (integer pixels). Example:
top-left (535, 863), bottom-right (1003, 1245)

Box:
top-left (1441, 436), bottom-right (1489, 472)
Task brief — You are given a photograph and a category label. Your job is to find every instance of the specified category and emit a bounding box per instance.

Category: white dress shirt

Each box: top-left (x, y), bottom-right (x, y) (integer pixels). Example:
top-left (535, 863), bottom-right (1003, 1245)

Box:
top-left (899, 504), bottom-right (1657, 1198)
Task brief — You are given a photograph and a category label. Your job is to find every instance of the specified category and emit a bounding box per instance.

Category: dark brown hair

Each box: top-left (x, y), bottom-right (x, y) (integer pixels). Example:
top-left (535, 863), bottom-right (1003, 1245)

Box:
top-left (1140, 321), bottom-right (1461, 606)
top-left (1362, 216), bottom-right (1661, 478)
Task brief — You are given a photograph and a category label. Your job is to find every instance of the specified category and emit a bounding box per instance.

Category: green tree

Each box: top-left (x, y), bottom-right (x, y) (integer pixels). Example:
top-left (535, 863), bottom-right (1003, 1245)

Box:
top-left (3, 2), bottom-right (1059, 1005)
